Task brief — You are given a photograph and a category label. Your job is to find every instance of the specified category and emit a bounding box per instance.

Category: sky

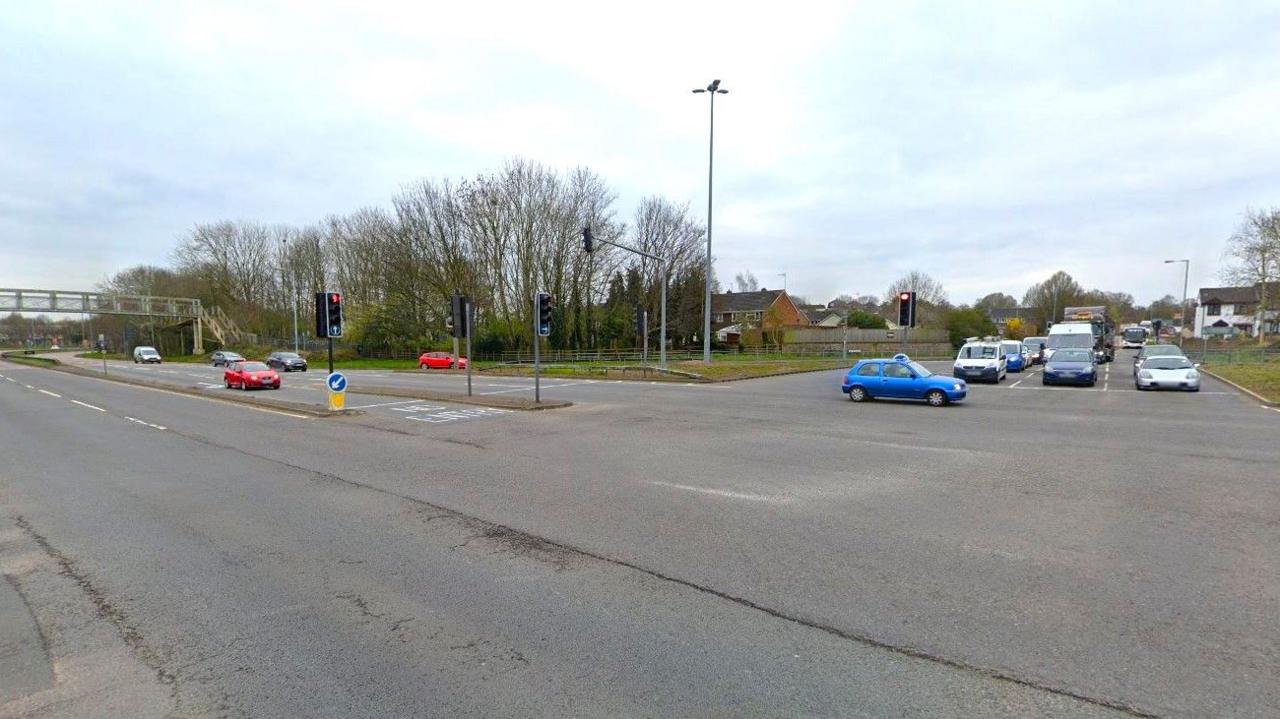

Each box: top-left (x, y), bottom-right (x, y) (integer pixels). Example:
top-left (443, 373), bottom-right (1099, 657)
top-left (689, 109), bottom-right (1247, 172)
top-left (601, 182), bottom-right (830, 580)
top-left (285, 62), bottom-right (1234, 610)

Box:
top-left (3, 1), bottom-right (1280, 307)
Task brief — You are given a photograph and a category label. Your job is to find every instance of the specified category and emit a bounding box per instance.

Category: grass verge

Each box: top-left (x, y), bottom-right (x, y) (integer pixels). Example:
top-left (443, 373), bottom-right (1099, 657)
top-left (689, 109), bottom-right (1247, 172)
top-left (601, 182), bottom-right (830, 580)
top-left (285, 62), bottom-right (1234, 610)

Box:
top-left (1, 354), bottom-right (59, 368)
top-left (1203, 362), bottom-right (1280, 403)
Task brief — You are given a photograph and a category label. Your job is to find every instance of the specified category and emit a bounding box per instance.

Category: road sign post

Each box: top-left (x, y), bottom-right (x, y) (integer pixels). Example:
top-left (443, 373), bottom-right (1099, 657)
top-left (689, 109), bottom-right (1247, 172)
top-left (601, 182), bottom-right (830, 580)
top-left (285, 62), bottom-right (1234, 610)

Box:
top-left (642, 310), bottom-right (649, 365)
top-left (533, 299), bottom-right (541, 404)
top-left (98, 333), bottom-right (106, 375)
top-left (465, 301), bottom-right (473, 397)
top-left (326, 371), bottom-right (347, 412)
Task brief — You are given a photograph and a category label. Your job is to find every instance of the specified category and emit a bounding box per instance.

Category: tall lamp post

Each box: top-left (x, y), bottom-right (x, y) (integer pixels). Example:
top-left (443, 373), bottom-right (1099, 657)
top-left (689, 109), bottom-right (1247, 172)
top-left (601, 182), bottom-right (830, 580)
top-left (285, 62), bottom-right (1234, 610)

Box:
top-left (281, 235), bottom-right (299, 352)
top-left (1164, 258), bottom-right (1190, 347)
top-left (693, 78), bottom-right (727, 363)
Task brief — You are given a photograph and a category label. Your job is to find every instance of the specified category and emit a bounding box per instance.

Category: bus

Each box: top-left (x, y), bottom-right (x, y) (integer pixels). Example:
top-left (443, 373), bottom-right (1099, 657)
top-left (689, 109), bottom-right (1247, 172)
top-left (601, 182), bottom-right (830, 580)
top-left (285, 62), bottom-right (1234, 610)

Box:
top-left (1121, 326), bottom-right (1148, 349)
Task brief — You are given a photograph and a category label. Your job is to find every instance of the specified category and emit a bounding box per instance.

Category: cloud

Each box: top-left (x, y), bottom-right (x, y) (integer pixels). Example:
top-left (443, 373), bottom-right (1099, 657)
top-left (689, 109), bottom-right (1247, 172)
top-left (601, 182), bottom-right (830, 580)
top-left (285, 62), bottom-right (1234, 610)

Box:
top-left (1, 0), bottom-right (1278, 305)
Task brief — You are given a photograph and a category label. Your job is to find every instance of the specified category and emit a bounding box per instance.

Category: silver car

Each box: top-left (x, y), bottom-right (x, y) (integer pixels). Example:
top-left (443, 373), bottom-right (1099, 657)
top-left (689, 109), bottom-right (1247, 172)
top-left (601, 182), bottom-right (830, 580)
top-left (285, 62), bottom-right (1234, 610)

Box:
top-left (1135, 355), bottom-right (1200, 392)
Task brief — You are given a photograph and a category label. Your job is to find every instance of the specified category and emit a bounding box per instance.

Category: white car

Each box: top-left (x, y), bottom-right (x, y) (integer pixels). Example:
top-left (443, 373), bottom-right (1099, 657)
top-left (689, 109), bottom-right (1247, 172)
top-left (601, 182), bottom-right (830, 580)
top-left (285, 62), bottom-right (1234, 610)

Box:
top-left (1135, 355), bottom-right (1200, 392)
top-left (132, 346), bottom-right (162, 364)
top-left (952, 341), bottom-right (1007, 383)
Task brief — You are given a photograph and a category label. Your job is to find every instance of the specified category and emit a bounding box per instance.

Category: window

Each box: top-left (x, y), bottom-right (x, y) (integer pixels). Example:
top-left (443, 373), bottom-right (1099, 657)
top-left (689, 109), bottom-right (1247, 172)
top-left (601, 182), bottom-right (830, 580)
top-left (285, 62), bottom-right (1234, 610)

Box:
top-left (856, 363), bottom-right (880, 377)
top-left (883, 363), bottom-right (912, 379)
top-left (1206, 304), bottom-right (1221, 316)
top-left (1234, 304), bottom-right (1254, 316)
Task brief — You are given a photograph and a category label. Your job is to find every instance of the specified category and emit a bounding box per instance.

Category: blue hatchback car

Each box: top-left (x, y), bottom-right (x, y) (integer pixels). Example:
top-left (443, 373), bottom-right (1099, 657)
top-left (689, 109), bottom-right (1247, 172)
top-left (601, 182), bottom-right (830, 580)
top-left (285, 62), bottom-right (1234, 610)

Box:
top-left (1042, 348), bottom-right (1098, 386)
top-left (842, 354), bottom-right (967, 406)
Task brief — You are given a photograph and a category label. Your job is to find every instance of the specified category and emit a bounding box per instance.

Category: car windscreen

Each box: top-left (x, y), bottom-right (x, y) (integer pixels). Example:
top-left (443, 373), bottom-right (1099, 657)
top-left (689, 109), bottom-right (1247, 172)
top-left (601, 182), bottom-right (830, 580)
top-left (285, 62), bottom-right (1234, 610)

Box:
top-left (1024, 338), bottom-right (1045, 348)
top-left (1143, 346), bottom-right (1183, 356)
top-left (907, 361), bottom-right (933, 377)
top-left (278, 353), bottom-right (301, 359)
top-left (1051, 350), bottom-right (1092, 363)
top-left (240, 362), bottom-right (269, 371)
top-left (1123, 329), bottom-right (1146, 341)
top-left (226, 353), bottom-right (244, 360)
top-left (1144, 357), bottom-right (1192, 370)
top-left (1046, 334), bottom-right (1092, 349)
top-left (957, 345), bottom-right (997, 359)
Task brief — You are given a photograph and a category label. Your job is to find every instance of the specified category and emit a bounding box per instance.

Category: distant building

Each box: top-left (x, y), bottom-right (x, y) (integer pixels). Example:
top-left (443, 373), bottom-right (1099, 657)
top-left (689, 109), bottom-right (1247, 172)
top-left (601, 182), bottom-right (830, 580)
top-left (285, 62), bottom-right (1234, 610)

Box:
top-left (711, 289), bottom-right (809, 330)
top-left (986, 307), bottom-right (1032, 334)
top-left (1193, 283), bottom-right (1280, 338)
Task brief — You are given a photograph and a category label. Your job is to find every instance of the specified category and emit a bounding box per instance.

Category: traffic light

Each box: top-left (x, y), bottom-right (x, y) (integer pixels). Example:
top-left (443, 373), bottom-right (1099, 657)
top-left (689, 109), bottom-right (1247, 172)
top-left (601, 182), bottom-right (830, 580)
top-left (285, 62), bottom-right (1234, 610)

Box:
top-left (582, 225), bottom-right (594, 253)
top-left (536, 292), bottom-right (553, 337)
top-left (634, 306), bottom-right (645, 337)
top-left (450, 293), bottom-right (470, 339)
top-left (326, 292), bottom-right (343, 337)
top-left (897, 291), bottom-right (917, 328)
top-left (314, 291), bottom-right (345, 338)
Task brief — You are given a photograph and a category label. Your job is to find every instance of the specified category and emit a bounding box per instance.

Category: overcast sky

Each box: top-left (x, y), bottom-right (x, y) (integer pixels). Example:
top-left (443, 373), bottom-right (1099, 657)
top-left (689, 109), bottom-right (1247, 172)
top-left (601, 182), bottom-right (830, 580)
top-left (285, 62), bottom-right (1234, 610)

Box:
top-left (3, 1), bottom-right (1279, 306)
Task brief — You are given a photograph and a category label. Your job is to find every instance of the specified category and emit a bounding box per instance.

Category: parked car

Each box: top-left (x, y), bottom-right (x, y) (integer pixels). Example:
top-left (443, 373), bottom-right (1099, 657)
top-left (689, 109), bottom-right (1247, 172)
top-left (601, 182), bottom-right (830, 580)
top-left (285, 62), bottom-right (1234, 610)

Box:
top-left (1023, 337), bottom-right (1047, 364)
top-left (418, 351), bottom-right (467, 370)
top-left (266, 351), bottom-right (309, 372)
top-left (211, 350), bottom-right (244, 367)
top-left (223, 361), bottom-right (280, 390)
top-left (1132, 344), bottom-right (1185, 376)
top-left (1042, 348), bottom-right (1097, 386)
top-left (1000, 340), bottom-right (1028, 372)
top-left (132, 346), bottom-right (162, 364)
top-left (842, 354), bottom-right (966, 406)
top-left (952, 340), bottom-right (1007, 383)
top-left (1135, 355), bottom-right (1200, 392)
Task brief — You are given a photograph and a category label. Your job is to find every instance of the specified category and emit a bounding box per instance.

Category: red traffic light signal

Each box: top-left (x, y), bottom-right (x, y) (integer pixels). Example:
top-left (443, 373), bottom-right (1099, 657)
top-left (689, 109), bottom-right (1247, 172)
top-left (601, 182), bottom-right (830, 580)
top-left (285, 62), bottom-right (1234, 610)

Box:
top-left (899, 292), bottom-right (911, 302)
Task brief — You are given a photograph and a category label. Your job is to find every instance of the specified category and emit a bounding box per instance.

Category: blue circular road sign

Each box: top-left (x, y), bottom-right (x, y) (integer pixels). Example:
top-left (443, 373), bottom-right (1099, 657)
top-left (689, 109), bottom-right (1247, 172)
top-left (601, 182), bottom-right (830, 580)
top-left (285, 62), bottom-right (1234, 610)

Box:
top-left (327, 372), bottom-right (348, 392)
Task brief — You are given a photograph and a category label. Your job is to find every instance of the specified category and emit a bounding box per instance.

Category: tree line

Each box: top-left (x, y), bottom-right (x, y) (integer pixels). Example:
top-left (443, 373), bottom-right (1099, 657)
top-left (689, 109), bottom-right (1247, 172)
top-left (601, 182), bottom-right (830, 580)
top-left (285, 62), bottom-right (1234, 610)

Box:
top-left (99, 159), bottom-right (712, 353)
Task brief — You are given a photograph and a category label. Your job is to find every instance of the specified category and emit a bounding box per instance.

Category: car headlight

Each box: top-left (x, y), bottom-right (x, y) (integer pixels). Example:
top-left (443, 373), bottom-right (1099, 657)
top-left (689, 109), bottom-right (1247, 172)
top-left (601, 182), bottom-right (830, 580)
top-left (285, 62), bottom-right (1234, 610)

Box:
top-left (953, 383), bottom-right (963, 391)
top-left (1139, 371), bottom-right (1153, 379)
top-left (1186, 370), bottom-right (1198, 379)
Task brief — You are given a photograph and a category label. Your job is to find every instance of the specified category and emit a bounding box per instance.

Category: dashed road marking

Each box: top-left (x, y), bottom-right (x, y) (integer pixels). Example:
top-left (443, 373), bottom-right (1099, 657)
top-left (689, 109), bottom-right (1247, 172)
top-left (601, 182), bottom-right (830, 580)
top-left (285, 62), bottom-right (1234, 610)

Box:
top-left (345, 399), bottom-right (423, 410)
top-left (38, 389), bottom-right (63, 398)
top-left (124, 417), bottom-right (166, 430)
top-left (648, 480), bottom-right (787, 504)
top-left (70, 399), bottom-right (107, 412)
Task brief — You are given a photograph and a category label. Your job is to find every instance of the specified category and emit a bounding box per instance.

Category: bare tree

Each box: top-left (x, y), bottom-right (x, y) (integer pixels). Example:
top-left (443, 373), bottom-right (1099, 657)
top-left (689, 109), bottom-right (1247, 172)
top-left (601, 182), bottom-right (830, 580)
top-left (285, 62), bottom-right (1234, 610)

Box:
top-left (884, 271), bottom-right (947, 306)
top-left (733, 270), bottom-right (759, 293)
top-left (1222, 207), bottom-right (1280, 345)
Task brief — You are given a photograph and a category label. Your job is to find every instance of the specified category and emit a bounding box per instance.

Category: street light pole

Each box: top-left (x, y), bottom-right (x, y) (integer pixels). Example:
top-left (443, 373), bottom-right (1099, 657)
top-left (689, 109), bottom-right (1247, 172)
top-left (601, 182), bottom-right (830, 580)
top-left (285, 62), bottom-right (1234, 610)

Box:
top-left (693, 79), bottom-right (727, 363)
top-left (281, 235), bottom-right (299, 352)
top-left (1165, 259), bottom-right (1190, 347)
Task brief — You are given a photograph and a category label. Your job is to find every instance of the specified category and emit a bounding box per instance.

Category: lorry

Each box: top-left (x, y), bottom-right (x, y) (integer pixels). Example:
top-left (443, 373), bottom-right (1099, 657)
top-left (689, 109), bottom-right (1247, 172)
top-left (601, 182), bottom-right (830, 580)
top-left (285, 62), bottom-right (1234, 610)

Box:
top-left (1055, 305), bottom-right (1115, 362)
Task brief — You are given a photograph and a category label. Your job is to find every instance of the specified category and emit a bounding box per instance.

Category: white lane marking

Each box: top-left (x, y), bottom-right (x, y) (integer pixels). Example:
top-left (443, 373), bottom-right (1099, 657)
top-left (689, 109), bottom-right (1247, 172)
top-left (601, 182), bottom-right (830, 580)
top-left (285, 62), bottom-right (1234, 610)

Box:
top-left (345, 399), bottom-right (423, 410)
top-left (24, 384), bottom-right (34, 389)
top-left (71, 375), bottom-right (313, 420)
top-left (124, 416), bottom-right (167, 430)
top-left (3, 377), bottom-right (14, 382)
top-left (38, 389), bottom-right (62, 398)
top-left (70, 399), bottom-right (107, 412)
top-left (478, 382), bottom-right (576, 395)
top-left (649, 480), bottom-right (786, 504)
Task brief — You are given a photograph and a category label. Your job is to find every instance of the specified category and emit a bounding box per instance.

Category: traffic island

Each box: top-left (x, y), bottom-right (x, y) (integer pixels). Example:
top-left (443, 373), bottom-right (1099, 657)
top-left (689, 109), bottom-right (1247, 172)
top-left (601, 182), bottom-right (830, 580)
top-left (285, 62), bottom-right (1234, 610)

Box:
top-left (339, 384), bottom-right (572, 410)
top-left (1199, 364), bottom-right (1280, 405)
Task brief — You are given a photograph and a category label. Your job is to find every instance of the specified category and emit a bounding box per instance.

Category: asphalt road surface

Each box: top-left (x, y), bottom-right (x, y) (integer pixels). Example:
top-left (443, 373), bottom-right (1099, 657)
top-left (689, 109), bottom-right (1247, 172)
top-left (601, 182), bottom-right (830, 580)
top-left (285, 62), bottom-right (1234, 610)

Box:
top-left (1, 349), bottom-right (1275, 717)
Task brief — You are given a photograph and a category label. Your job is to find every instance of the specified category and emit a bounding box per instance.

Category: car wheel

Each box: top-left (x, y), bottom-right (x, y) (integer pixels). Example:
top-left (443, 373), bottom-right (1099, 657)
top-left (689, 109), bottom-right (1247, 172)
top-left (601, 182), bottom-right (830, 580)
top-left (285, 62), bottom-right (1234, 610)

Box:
top-left (926, 389), bottom-right (947, 407)
top-left (848, 386), bottom-right (868, 402)
top-left (240, 380), bottom-right (247, 391)
top-left (225, 379), bottom-right (232, 389)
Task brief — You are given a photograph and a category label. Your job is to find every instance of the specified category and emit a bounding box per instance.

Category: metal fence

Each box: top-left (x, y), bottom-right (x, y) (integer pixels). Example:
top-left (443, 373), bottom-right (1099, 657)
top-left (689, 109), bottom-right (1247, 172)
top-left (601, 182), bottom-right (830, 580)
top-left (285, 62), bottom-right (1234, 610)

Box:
top-left (1183, 347), bottom-right (1280, 364)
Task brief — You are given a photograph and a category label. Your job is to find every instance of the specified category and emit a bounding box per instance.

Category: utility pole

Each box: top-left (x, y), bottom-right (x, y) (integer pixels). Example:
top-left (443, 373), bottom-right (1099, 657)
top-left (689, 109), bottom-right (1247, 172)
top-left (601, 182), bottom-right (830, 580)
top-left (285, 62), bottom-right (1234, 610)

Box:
top-left (582, 228), bottom-right (668, 368)
top-left (693, 78), bottom-right (728, 363)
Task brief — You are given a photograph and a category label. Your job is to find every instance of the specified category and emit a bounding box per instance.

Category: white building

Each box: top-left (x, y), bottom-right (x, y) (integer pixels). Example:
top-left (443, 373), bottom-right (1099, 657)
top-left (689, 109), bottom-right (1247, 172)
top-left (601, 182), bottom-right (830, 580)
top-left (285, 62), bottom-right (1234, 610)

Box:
top-left (1193, 283), bottom-right (1280, 338)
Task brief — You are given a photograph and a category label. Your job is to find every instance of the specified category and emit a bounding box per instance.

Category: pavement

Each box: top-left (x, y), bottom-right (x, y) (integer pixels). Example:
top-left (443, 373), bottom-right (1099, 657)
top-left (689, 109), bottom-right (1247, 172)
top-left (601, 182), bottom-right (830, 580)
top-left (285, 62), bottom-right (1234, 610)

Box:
top-left (0, 348), bottom-right (1276, 717)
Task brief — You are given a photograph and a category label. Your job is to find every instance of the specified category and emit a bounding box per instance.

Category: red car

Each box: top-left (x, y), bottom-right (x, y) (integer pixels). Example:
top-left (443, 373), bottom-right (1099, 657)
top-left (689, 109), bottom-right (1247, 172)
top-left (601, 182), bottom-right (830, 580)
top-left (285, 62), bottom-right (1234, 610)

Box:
top-left (418, 352), bottom-right (467, 370)
top-left (224, 361), bottom-right (281, 390)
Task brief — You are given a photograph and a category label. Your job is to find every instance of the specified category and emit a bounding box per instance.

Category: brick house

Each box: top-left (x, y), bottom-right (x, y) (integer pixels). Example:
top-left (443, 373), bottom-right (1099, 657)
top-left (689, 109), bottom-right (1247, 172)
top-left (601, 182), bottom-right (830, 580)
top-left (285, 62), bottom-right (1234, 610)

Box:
top-left (1193, 283), bottom-right (1280, 338)
top-left (711, 289), bottom-right (809, 330)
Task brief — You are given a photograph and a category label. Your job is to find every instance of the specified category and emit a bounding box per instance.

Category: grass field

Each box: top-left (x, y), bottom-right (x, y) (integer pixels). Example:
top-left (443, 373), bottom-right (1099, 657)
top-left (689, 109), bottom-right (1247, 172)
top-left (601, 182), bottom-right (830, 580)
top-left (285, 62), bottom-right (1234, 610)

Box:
top-left (1205, 362), bottom-right (1280, 403)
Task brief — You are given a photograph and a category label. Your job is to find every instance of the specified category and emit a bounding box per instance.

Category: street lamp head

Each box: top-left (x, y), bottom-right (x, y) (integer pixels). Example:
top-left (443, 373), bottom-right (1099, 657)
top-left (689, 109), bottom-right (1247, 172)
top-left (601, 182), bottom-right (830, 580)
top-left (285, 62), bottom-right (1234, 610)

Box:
top-left (716, 89), bottom-right (728, 94)
top-left (707, 79), bottom-right (721, 92)
top-left (692, 88), bottom-right (706, 93)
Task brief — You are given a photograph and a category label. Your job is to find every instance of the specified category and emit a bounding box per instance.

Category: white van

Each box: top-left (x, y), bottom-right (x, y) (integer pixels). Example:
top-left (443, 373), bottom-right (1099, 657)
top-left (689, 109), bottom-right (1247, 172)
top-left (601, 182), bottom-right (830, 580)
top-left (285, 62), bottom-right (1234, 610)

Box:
top-left (953, 340), bottom-right (1006, 383)
top-left (1043, 323), bottom-right (1094, 362)
top-left (132, 346), bottom-right (162, 364)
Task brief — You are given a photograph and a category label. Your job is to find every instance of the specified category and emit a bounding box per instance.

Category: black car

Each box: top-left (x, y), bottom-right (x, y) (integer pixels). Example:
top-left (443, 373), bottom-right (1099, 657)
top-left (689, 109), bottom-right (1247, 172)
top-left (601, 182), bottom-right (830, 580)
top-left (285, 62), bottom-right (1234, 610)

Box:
top-left (211, 350), bottom-right (244, 367)
top-left (266, 351), bottom-right (309, 372)
top-left (1132, 344), bottom-right (1185, 376)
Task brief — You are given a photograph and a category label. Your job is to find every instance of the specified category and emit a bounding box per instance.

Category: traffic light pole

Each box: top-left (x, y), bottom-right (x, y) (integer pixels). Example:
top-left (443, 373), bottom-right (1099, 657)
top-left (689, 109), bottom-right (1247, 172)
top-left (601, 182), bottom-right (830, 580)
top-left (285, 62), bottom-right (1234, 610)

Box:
top-left (328, 337), bottom-right (334, 375)
top-left (642, 310), bottom-right (649, 364)
top-left (465, 301), bottom-right (473, 397)
top-left (532, 298), bottom-right (541, 404)
top-left (587, 236), bottom-right (667, 368)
